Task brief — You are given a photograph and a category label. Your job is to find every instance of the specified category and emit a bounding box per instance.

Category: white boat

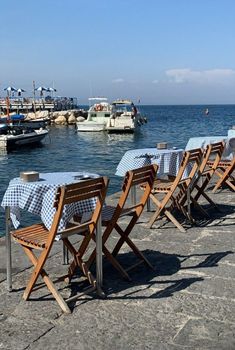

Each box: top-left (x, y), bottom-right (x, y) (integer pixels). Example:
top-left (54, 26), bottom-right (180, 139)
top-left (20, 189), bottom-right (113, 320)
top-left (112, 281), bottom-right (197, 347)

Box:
top-left (0, 125), bottom-right (49, 150)
top-left (106, 99), bottom-right (145, 133)
top-left (76, 97), bottom-right (112, 132)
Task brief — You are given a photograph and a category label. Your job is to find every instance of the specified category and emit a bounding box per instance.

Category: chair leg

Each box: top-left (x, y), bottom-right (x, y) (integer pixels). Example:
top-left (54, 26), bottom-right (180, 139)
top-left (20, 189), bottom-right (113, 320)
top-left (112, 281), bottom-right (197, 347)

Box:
top-left (22, 246), bottom-right (48, 300)
top-left (148, 207), bottom-right (162, 228)
top-left (190, 197), bottom-right (210, 218)
top-left (22, 246), bottom-right (71, 314)
top-left (63, 237), bottom-right (97, 289)
top-left (213, 170), bottom-right (235, 192)
top-left (114, 224), bottom-right (154, 269)
top-left (225, 179), bottom-right (235, 191)
top-left (164, 209), bottom-right (186, 233)
top-left (103, 245), bottom-right (131, 281)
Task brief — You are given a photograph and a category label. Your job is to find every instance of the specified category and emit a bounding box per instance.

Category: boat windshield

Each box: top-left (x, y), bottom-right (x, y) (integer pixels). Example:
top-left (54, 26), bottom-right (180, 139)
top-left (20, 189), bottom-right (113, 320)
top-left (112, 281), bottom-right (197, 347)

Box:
top-left (112, 103), bottom-right (134, 113)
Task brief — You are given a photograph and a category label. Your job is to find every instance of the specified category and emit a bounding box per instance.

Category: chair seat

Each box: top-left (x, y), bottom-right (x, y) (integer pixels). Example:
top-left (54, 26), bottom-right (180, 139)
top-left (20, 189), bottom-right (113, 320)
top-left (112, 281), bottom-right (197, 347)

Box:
top-left (101, 205), bottom-right (134, 225)
top-left (207, 160), bottom-right (231, 167)
top-left (152, 179), bottom-right (173, 191)
top-left (12, 223), bottom-right (49, 249)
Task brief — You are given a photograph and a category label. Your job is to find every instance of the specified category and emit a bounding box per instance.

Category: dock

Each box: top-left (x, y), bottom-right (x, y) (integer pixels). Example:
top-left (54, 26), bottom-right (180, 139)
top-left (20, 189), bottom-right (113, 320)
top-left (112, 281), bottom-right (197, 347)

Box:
top-left (0, 186), bottom-right (234, 349)
top-left (0, 97), bottom-right (78, 113)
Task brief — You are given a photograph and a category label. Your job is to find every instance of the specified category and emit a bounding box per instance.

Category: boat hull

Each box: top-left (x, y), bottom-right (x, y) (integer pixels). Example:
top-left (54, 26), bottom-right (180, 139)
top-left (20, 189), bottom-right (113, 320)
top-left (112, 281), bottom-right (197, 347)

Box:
top-left (76, 122), bottom-right (106, 132)
top-left (0, 129), bottom-right (48, 149)
top-left (106, 126), bottom-right (135, 133)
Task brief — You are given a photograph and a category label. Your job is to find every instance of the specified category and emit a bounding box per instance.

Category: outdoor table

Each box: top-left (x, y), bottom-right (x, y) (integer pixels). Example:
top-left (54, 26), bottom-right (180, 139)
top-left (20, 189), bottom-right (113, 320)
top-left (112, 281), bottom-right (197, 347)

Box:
top-left (1, 171), bottom-right (103, 293)
top-left (228, 129), bottom-right (235, 138)
top-left (116, 148), bottom-right (184, 177)
top-left (185, 136), bottom-right (226, 151)
top-left (185, 135), bottom-right (235, 160)
top-left (115, 148), bottom-right (185, 206)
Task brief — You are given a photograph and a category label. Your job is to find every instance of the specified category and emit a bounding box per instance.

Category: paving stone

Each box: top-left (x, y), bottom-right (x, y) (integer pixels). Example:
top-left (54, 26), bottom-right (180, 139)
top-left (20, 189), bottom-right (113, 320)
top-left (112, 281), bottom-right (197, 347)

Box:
top-left (0, 187), bottom-right (234, 349)
top-left (173, 318), bottom-right (235, 349)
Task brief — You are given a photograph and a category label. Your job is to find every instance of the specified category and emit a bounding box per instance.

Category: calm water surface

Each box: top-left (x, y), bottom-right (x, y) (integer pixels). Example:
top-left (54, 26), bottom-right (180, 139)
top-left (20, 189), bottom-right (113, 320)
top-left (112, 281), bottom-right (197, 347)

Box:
top-left (0, 104), bottom-right (234, 234)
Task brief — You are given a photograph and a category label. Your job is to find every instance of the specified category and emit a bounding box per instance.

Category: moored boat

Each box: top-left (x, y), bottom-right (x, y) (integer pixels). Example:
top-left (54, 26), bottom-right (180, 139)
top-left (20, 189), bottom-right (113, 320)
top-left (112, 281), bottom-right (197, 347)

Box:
top-left (0, 113), bottom-right (50, 129)
top-left (106, 99), bottom-right (146, 133)
top-left (76, 97), bottom-right (112, 132)
top-left (0, 125), bottom-right (49, 150)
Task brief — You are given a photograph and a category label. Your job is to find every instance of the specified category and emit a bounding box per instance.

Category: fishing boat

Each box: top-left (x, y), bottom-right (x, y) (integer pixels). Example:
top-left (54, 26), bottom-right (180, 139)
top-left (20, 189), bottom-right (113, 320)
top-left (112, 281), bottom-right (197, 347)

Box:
top-left (76, 97), bottom-right (112, 132)
top-left (106, 99), bottom-right (146, 133)
top-left (0, 124), bottom-right (49, 150)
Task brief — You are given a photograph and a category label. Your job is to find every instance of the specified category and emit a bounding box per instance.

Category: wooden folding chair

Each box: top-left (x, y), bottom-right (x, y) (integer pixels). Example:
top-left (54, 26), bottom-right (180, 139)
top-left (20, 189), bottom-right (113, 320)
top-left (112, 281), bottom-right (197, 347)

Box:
top-left (148, 148), bottom-right (203, 232)
top-left (208, 156), bottom-right (235, 192)
top-left (190, 141), bottom-right (225, 208)
top-left (207, 138), bottom-right (235, 192)
top-left (11, 177), bottom-right (109, 313)
top-left (87, 165), bottom-right (158, 281)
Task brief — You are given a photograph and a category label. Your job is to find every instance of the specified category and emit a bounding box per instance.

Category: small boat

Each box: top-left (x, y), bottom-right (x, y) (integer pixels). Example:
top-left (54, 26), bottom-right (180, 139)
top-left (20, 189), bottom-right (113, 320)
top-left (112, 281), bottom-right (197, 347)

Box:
top-left (0, 124), bottom-right (49, 150)
top-left (0, 113), bottom-right (50, 129)
top-left (204, 108), bottom-right (209, 115)
top-left (106, 99), bottom-right (146, 133)
top-left (76, 97), bottom-right (112, 132)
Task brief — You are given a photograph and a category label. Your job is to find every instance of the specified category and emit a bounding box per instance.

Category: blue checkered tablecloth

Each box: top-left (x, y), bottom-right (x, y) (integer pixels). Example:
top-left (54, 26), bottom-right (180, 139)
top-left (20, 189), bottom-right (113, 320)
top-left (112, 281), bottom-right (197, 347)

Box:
top-left (115, 148), bottom-right (184, 177)
top-left (1, 172), bottom-right (99, 231)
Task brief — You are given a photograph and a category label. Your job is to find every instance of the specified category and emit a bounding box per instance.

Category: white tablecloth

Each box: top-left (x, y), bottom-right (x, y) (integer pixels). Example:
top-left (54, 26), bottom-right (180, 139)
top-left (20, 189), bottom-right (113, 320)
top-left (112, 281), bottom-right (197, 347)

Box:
top-left (115, 148), bottom-right (184, 177)
top-left (228, 129), bottom-right (235, 138)
top-left (185, 135), bottom-right (235, 159)
top-left (1, 172), bottom-right (99, 231)
top-left (185, 136), bottom-right (226, 151)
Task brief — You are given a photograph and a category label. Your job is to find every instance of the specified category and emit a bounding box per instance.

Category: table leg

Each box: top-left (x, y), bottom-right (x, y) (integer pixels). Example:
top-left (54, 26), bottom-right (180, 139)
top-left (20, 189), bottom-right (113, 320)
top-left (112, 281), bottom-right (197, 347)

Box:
top-left (130, 186), bottom-right (136, 206)
top-left (62, 242), bottom-right (69, 265)
top-left (5, 207), bottom-right (12, 292)
top-left (187, 187), bottom-right (191, 218)
top-left (96, 216), bottom-right (104, 297)
top-left (147, 198), bottom-right (151, 212)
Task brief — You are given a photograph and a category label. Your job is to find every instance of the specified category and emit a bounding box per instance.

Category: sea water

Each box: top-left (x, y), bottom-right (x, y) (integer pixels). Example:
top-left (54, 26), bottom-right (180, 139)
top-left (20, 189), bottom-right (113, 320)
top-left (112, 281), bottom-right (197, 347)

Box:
top-left (0, 104), bottom-right (234, 234)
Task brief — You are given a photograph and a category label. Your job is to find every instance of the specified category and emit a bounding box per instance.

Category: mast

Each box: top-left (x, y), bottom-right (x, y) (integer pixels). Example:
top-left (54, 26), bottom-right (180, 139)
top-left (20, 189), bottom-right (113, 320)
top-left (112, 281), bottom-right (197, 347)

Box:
top-left (33, 80), bottom-right (36, 115)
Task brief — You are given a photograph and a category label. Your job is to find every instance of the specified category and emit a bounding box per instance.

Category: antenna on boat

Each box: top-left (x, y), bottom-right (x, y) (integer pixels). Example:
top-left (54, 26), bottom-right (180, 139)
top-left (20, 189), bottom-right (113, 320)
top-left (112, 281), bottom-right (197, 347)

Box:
top-left (33, 80), bottom-right (36, 115)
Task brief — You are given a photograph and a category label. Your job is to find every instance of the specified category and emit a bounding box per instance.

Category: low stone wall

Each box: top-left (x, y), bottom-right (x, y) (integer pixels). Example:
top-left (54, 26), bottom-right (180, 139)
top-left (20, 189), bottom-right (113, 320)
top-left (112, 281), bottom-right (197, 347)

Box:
top-left (24, 109), bottom-right (87, 125)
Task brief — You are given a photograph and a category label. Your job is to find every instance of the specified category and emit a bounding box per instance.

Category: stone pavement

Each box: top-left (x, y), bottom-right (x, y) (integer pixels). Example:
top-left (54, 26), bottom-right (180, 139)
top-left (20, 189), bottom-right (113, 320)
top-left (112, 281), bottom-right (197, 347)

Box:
top-left (0, 187), bottom-right (234, 350)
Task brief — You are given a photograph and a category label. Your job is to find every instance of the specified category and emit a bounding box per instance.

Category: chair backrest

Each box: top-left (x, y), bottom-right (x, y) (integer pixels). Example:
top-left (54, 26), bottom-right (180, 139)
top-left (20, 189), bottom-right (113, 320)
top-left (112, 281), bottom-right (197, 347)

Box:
top-left (164, 149), bottom-right (202, 195)
top-left (173, 148), bottom-right (203, 200)
top-left (178, 148), bottom-right (203, 186)
top-left (191, 141), bottom-right (225, 200)
top-left (112, 164), bottom-right (158, 223)
top-left (48, 176), bottom-right (109, 244)
top-left (201, 141), bottom-right (225, 173)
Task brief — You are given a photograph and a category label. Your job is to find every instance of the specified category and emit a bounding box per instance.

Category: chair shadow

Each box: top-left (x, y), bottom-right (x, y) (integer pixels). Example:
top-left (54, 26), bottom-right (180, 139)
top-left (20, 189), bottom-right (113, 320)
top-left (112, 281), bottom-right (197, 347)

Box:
top-left (11, 249), bottom-right (233, 313)
top-left (190, 203), bottom-right (235, 228)
top-left (151, 202), bottom-right (235, 230)
top-left (65, 248), bottom-right (233, 311)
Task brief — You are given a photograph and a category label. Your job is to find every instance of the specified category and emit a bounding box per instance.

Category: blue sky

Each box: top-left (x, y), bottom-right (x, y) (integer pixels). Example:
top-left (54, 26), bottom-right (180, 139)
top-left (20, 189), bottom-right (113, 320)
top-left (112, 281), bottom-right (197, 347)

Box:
top-left (1, 0), bottom-right (235, 104)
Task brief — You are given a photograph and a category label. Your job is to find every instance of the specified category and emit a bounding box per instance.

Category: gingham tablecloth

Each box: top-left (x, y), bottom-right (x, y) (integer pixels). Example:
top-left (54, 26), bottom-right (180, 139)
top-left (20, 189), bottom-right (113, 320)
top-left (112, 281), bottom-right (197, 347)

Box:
top-left (115, 148), bottom-right (184, 177)
top-left (1, 172), bottom-right (99, 231)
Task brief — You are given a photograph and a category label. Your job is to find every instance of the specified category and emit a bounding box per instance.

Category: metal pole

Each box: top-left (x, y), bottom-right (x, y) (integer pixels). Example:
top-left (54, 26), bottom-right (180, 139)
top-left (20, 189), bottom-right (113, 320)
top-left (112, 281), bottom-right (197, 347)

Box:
top-left (130, 186), bottom-right (136, 206)
top-left (5, 206), bottom-right (12, 291)
top-left (62, 242), bottom-right (69, 265)
top-left (147, 197), bottom-right (151, 212)
top-left (96, 216), bottom-right (104, 296)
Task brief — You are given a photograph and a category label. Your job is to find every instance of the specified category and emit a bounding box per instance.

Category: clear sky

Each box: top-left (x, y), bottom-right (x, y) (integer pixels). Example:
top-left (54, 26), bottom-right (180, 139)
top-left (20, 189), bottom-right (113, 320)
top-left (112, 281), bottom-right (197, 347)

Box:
top-left (1, 0), bottom-right (235, 105)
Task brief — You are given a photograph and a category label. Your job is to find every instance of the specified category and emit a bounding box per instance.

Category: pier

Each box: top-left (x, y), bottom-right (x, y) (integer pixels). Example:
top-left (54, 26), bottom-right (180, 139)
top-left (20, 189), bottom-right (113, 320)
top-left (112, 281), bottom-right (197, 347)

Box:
top-left (0, 185), bottom-right (234, 349)
top-left (0, 97), bottom-right (78, 113)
